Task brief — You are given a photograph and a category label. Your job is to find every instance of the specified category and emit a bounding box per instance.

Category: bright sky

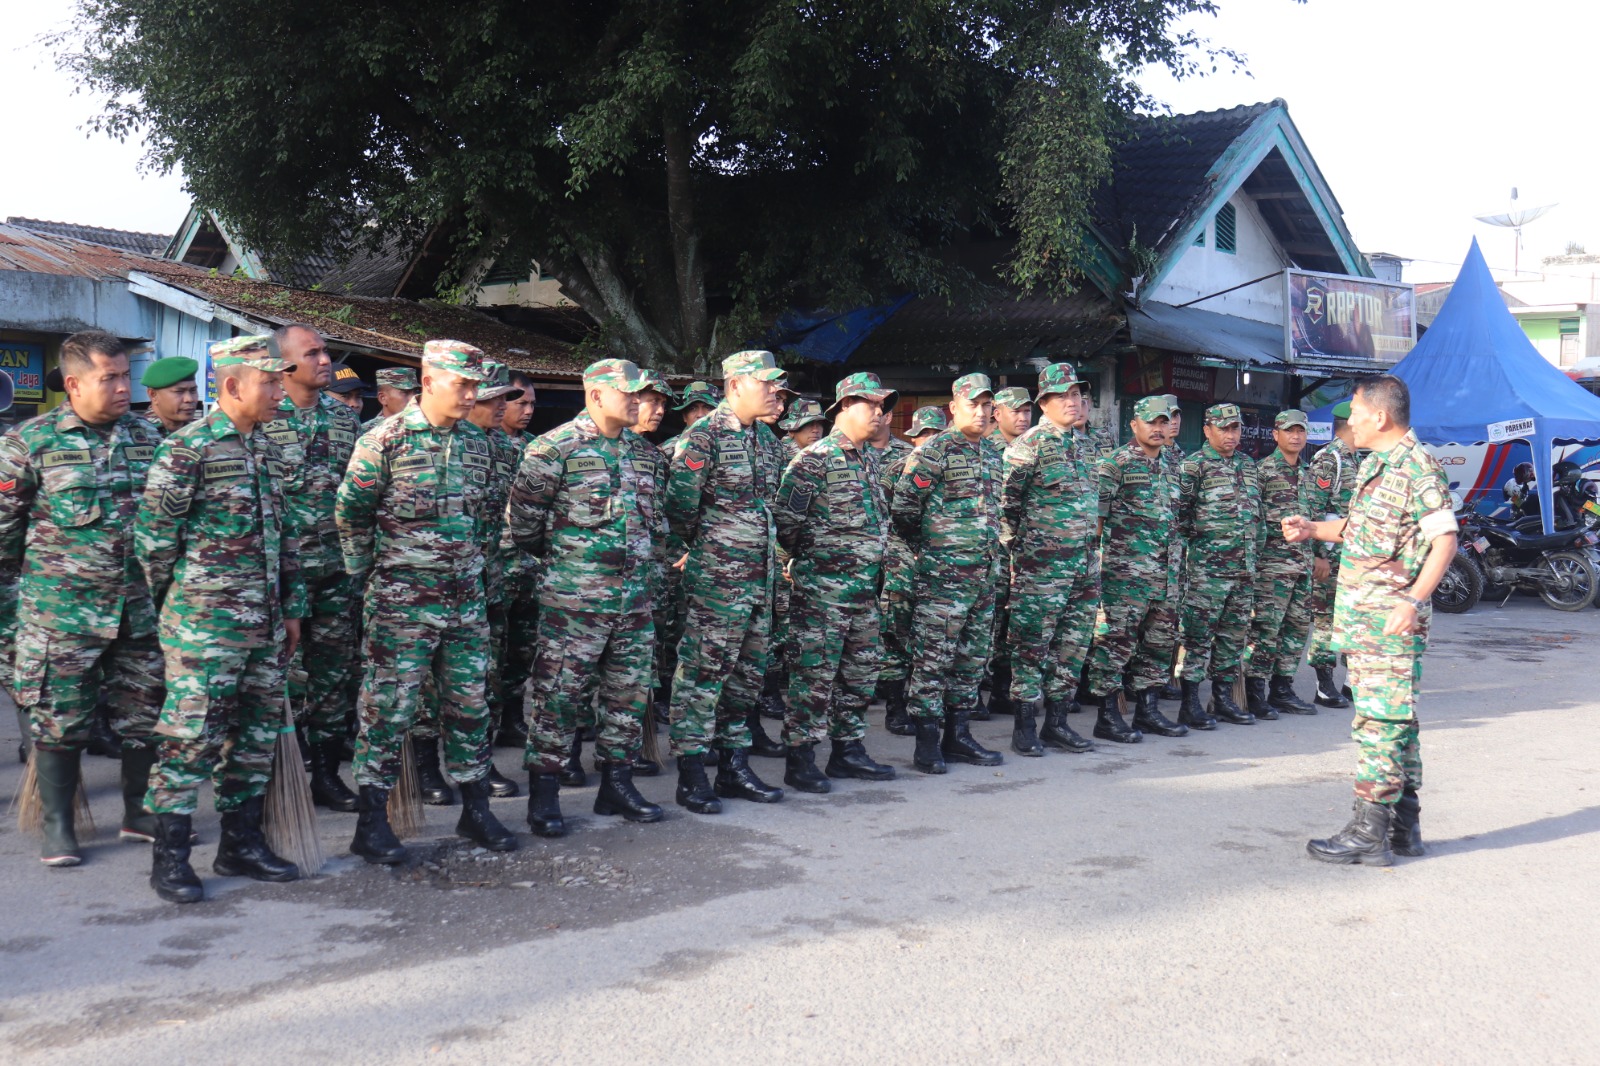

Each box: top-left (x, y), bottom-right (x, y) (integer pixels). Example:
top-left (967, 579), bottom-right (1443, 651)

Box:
top-left (5, 0), bottom-right (1597, 285)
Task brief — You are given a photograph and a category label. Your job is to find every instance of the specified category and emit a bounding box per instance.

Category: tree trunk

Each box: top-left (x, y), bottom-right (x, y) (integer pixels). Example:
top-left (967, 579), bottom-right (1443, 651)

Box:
top-left (664, 114), bottom-right (710, 361)
top-left (545, 231), bottom-right (680, 368)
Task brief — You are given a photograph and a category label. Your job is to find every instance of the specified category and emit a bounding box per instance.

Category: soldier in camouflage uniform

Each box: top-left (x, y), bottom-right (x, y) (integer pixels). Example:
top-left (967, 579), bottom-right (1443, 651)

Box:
top-left (1158, 395), bottom-right (1188, 701)
top-left (362, 367), bottom-right (420, 435)
top-left (270, 324), bottom-right (364, 813)
top-left (1285, 376), bottom-right (1457, 865)
top-left (136, 335), bottom-right (308, 902)
top-left (140, 357), bottom-right (200, 438)
top-left (1000, 364), bottom-right (1099, 756)
top-left (0, 329), bottom-right (167, 866)
top-left (496, 368), bottom-right (540, 749)
top-left (652, 380), bottom-right (720, 716)
top-left (983, 386), bottom-right (1033, 722)
top-left (337, 339), bottom-right (518, 864)
top-left (663, 351), bottom-right (787, 812)
top-left (773, 374), bottom-right (898, 792)
top-left (1075, 409), bottom-right (1119, 460)
top-left (1245, 410), bottom-right (1319, 718)
top-left (1176, 403), bottom-right (1261, 726)
top-left (1302, 400), bottom-right (1362, 709)
top-left (628, 368), bottom-right (674, 775)
top-left (891, 373), bottom-right (1005, 774)
top-left (506, 359), bottom-right (664, 836)
top-left (871, 406), bottom-right (930, 735)
top-left (1083, 396), bottom-right (1188, 744)
top-left (760, 397), bottom-right (828, 732)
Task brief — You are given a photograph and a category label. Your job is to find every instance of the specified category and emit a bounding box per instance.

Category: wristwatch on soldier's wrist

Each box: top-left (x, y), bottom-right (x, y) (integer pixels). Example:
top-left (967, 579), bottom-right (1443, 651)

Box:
top-left (1397, 593), bottom-right (1426, 611)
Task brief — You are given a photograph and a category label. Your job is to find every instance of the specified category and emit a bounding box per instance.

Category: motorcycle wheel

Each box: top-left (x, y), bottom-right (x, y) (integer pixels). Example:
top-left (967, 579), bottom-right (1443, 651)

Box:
top-left (1537, 550), bottom-right (1599, 611)
top-left (1433, 552), bottom-right (1483, 614)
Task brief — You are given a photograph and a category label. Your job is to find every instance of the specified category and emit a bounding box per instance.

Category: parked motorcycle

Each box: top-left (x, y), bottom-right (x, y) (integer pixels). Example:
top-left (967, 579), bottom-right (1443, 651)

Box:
top-left (1457, 510), bottom-right (1599, 611)
top-left (1432, 548), bottom-right (1484, 614)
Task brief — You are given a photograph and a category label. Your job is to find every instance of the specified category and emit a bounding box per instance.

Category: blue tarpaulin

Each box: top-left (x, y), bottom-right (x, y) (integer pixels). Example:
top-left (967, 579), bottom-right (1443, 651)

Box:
top-left (768, 294), bottom-right (914, 366)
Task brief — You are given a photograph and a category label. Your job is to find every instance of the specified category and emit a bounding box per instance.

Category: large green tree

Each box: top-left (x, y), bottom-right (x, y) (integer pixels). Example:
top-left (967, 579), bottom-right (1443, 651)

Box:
top-left (65, 1), bottom-right (1237, 370)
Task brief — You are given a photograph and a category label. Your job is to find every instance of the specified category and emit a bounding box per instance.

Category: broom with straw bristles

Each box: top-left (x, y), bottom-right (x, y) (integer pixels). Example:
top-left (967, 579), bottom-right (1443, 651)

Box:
top-left (387, 732), bottom-right (425, 839)
top-left (262, 699), bottom-right (323, 876)
top-left (11, 751), bottom-right (96, 839)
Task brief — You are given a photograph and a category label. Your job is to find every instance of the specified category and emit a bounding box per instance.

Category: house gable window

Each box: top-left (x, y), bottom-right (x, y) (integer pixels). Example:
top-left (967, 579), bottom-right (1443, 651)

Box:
top-left (1215, 202), bottom-right (1237, 254)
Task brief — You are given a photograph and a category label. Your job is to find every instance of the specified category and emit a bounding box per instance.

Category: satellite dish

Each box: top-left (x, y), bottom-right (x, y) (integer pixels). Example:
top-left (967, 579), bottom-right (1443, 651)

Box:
top-left (0, 373), bottom-right (12, 412)
top-left (1474, 188), bottom-right (1557, 275)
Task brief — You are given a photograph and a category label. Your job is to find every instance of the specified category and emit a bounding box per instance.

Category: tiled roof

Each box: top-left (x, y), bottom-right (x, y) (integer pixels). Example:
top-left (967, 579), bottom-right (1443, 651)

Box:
top-left (5, 217), bottom-right (172, 257)
top-left (850, 288), bottom-right (1122, 367)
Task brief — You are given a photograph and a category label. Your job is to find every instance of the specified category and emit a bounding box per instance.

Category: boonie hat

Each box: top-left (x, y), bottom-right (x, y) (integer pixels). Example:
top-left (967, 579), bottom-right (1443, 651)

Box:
top-left (908, 405), bottom-right (949, 437)
top-left (674, 381), bottom-right (721, 411)
top-left (779, 398), bottom-right (827, 431)
top-left (826, 372), bottom-right (898, 417)
top-left (475, 360), bottom-right (525, 402)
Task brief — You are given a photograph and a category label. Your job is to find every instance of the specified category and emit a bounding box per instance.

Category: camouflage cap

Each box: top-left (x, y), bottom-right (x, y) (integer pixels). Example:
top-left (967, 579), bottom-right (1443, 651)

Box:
top-left (475, 360), bottom-right (525, 402)
top-left (637, 368), bottom-right (675, 399)
top-left (1162, 393), bottom-right (1181, 411)
top-left (1332, 400), bottom-right (1352, 419)
top-left (1205, 402), bottom-right (1243, 427)
top-left (582, 358), bottom-right (649, 393)
top-left (994, 386), bottom-right (1032, 409)
top-left (778, 398), bottom-right (827, 431)
top-left (421, 339), bottom-right (487, 382)
top-left (210, 334), bottom-right (293, 372)
top-left (1035, 362), bottom-right (1086, 400)
top-left (1274, 409), bottom-right (1310, 430)
top-left (1132, 395), bottom-right (1178, 422)
top-left (140, 356), bottom-right (199, 390)
top-left (376, 367), bottom-right (419, 391)
top-left (908, 405), bottom-right (949, 437)
top-left (951, 372), bottom-right (994, 402)
top-left (826, 371), bottom-right (898, 416)
top-left (722, 349), bottom-right (787, 382)
top-left (673, 380), bottom-right (721, 411)
top-left (774, 376), bottom-right (800, 398)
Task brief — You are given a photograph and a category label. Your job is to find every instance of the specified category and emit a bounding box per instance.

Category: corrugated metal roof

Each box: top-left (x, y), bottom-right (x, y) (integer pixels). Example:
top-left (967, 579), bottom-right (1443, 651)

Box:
top-left (5, 217), bottom-right (171, 256)
top-left (0, 223), bottom-right (209, 281)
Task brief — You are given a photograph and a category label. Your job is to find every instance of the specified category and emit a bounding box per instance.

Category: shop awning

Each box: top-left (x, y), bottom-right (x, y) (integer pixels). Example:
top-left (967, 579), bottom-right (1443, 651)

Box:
top-left (1128, 301), bottom-right (1389, 376)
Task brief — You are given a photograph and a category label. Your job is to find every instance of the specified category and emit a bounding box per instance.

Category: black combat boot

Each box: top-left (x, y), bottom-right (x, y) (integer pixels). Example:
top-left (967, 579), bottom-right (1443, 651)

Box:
top-left (825, 738), bottom-right (896, 780)
top-left (35, 747), bottom-right (83, 867)
top-left (350, 785), bottom-right (407, 864)
top-left (760, 672), bottom-right (787, 720)
top-left (1314, 666), bottom-right (1352, 708)
top-left (1011, 699), bottom-right (1044, 757)
top-left (526, 772), bottom-right (566, 837)
top-left (308, 737), bottom-right (361, 812)
top-left (912, 719), bottom-right (946, 774)
top-left (970, 679), bottom-right (992, 722)
top-left (989, 659), bottom-right (1015, 720)
top-left (496, 692), bottom-right (529, 748)
top-left (484, 762), bottom-right (521, 798)
top-left (942, 708), bottom-right (1004, 766)
top-left (1040, 700), bottom-right (1093, 752)
top-left (1245, 677), bottom-right (1271, 718)
top-left (714, 747), bottom-right (784, 803)
top-left (746, 709), bottom-right (787, 759)
top-left (883, 679), bottom-right (914, 736)
top-left (1391, 788), bottom-right (1425, 857)
top-left (457, 778), bottom-right (519, 851)
top-left (1269, 675), bottom-right (1317, 716)
top-left (1159, 676), bottom-right (1183, 702)
top-left (1092, 694), bottom-right (1142, 744)
top-left (414, 735), bottom-right (456, 804)
top-left (1209, 679), bottom-right (1255, 725)
top-left (630, 753), bottom-right (662, 777)
top-left (1132, 688), bottom-right (1189, 738)
top-left (1177, 680), bottom-right (1217, 731)
top-left (151, 813), bottom-right (204, 903)
top-left (593, 761), bottom-right (664, 822)
top-left (560, 734), bottom-right (586, 787)
top-left (783, 744), bottom-right (831, 794)
top-left (118, 740), bottom-right (161, 842)
top-left (1307, 799), bottom-right (1394, 866)
top-left (214, 796), bottom-right (300, 881)
top-left (675, 754), bottom-right (722, 814)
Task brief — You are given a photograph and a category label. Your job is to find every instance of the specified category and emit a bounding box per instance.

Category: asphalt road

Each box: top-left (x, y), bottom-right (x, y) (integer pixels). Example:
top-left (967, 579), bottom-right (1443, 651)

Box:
top-left (2, 597), bottom-right (1596, 1065)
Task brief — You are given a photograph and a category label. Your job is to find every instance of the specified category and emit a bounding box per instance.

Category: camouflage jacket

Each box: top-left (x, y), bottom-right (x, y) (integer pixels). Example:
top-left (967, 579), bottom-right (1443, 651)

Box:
top-left (1255, 448), bottom-right (1313, 573)
top-left (1304, 436), bottom-right (1365, 563)
top-left (1335, 430), bottom-right (1458, 655)
top-left (1002, 418), bottom-right (1098, 591)
top-left (336, 400), bottom-right (494, 582)
top-left (664, 402), bottom-right (775, 598)
top-left (891, 428), bottom-right (1002, 574)
top-left (1097, 443), bottom-right (1177, 587)
top-left (360, 413), bottom-right (389, 437)
top-left (507, 413), bottom-right (653, 615)
top-left (1160, 442), bottom-right (1185, 483)
top-left (627, 430), bottom-right (672, 606)
top-left (271, 391), bottom-right (360, 578)
top-left (774, 429), bottom-right (889, 607)
top-left (1178, 442), bottom-right (1260, 577)
top-left (135, 406), bottom-right (307, 647)
top-left (479, 426), bottom-right (521, 605)
top-left (0, 405), bottom-right (163, 639)
top-left (142, 409), bottom-right (185, 439)
top-left (1082, 424), bottom-right (1119, 461)
top-left (873, 436), bottom-right (916, 595)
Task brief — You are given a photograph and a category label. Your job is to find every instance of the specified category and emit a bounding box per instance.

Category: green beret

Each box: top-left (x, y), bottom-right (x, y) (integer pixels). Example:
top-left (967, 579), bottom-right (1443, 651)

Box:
top-left (141, 357), bottom-right (199, 391)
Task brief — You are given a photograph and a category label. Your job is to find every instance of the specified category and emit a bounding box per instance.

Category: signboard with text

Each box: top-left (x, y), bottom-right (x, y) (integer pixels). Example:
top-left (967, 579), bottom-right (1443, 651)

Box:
top-left (0, 342), bottom-right (46, 402)
top-left (1120, 352), bottom-right (1218, 402)
top-left (1285, 269), bottom-right (1415, 365)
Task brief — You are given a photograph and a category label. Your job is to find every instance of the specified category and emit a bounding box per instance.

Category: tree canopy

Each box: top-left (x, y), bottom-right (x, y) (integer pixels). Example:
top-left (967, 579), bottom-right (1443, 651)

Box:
top-left (65, 0), bottom-right (1240, 370)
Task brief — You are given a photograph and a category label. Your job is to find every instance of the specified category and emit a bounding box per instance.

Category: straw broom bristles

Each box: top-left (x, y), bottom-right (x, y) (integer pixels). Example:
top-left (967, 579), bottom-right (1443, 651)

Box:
top-left (10, 754), bottom-right (96, 839)
top-left (263, 700), bottom-right (323, 876)
top-left (388, 731), bottom-right (424, 839)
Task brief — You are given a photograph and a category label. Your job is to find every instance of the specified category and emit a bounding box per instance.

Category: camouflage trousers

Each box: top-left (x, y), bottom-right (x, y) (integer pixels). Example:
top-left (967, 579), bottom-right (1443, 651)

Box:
top-left (877, 541), bottom-right (915, 682)
top-left (146, 637), bottom-right (284, 816)
top-left (1347, 650), bottom-right (1423, 804)
top-left (526, 607), bottom-right (651, 772)
top-left (287, 567), bottom-right (359, 745)
top-left (0, 563), bottom-right (17, 693)
top-left (1085, 576), bottom-right (1177, 696)
top-left (906, 565), bottom-right (997, 721)
top-left (990, 547), bottom-right (1013, 676)
top-left (668, 586), bottom-right (769, 756)
top-left (415, 601), bottom-right (510, 741)
top-left (1248, 565), bottom-right (1313, 678)
top-left (1306, 559), bottom-right (1343, 669)
top-left (766, 568), bottom-right (795, 686)
top-left (656, 565), bottom-right (686, 694)
top-left (352, 570), bottom-right (492, 789)
top-left (783, 594), bottom-right (882, 747)
top-left (500, 569), bottom-right (541, 714)
top-left (1009, 554), bottom-right (1101, 704)
top-left (14, 614), bottom-right (163, 752)
top-left (1178, 571), bottom-right (1254, 683)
